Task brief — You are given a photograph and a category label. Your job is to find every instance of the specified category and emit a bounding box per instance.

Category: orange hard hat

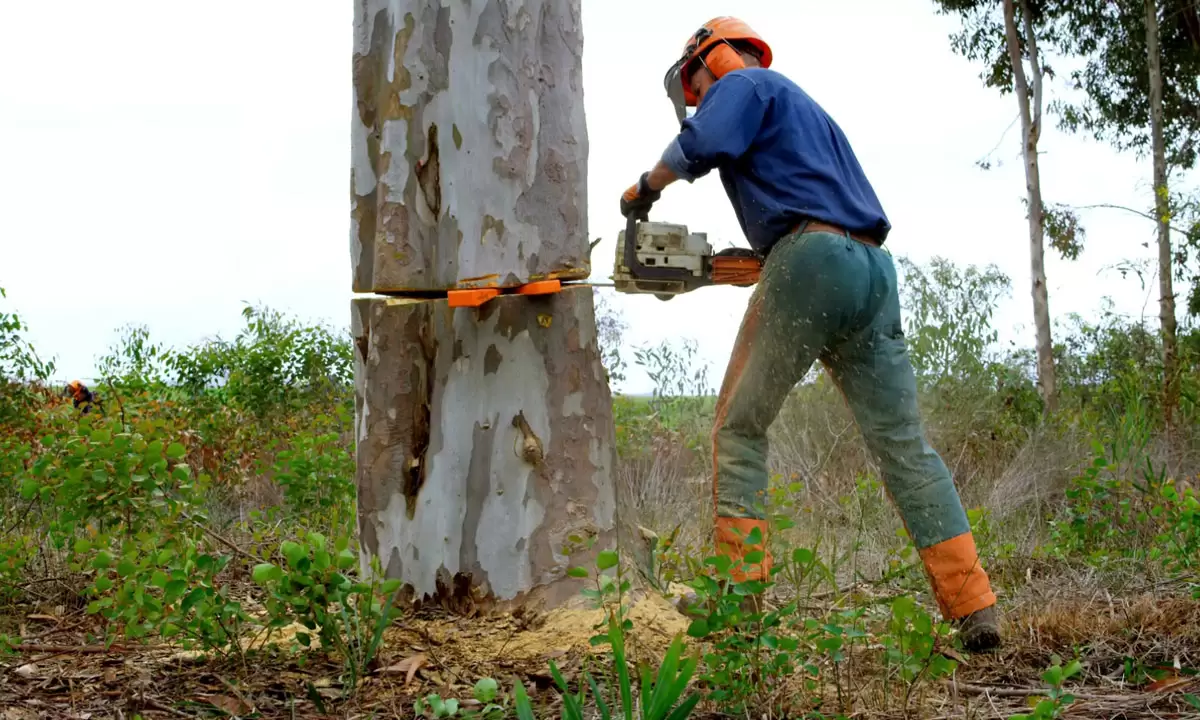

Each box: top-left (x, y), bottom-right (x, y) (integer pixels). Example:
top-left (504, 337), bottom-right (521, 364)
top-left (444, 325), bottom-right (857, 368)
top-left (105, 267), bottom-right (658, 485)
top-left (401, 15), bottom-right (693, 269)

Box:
top-left (669, 17), bottom-right (773, 107)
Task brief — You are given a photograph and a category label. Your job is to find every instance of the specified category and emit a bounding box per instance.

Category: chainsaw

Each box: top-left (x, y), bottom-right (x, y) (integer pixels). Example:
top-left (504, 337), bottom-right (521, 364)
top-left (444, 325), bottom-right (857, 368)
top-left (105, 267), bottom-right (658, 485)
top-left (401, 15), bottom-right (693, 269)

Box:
top-left (606, 212), bottom-right (763, 300)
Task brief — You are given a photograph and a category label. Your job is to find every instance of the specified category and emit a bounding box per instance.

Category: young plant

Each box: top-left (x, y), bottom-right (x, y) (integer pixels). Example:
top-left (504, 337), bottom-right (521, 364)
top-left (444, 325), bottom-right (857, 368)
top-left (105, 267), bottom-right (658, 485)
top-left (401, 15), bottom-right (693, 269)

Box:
top-left (548, 613), bottom-right (700, 720)
top-left (251, 532), bottom-right (403, 692)
top-left (1008, 656), bottom-right (1082, 720)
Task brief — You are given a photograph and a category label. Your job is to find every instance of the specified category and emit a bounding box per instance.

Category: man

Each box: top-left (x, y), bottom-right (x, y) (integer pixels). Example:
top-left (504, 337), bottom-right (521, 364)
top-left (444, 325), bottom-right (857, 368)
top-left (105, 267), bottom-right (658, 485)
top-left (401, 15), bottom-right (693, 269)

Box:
top-left (65, 380), bottom-right (99, 415)
top-left (619, 17), bottom-right (1001, 652)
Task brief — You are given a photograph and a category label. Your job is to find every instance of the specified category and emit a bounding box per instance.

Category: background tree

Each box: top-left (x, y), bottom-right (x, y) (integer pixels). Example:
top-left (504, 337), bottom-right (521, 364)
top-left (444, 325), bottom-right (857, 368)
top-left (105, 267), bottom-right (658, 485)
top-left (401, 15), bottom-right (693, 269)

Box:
top-left (1048, 0), bottom-right (1200, 432)
top-left (932, 0), bottom-right (1082, 415)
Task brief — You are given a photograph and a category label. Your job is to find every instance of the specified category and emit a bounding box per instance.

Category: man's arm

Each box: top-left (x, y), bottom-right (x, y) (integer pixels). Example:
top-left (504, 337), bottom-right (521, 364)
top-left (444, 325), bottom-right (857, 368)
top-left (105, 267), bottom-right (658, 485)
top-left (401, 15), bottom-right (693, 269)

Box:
top-left (657, 75), bottom-right (768, 183)
top-left (621, 73), bottom-right (767, 217)
top-left (644, 161), bottom-right (679, 192)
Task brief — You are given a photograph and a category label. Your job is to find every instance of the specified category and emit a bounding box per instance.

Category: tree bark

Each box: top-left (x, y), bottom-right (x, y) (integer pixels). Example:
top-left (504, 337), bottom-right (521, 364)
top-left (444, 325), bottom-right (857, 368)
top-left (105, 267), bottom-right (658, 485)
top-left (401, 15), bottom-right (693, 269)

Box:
top-left (1004, 0), bottom-right (1059, 414)
top-left (350, 0), bottom-right (627, 612)
top-left (1146, 0), bottom-right (1178, 435)
top-left (351, 289), bottom-right (620, 610)
top-left (350, 0), bottom-right (592, 294)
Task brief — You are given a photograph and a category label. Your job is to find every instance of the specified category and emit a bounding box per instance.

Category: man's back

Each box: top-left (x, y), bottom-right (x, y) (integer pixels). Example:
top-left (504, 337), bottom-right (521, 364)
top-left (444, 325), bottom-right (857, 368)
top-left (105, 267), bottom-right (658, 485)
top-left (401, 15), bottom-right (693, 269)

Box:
top-left (665, 67), bottom-right (892, 254)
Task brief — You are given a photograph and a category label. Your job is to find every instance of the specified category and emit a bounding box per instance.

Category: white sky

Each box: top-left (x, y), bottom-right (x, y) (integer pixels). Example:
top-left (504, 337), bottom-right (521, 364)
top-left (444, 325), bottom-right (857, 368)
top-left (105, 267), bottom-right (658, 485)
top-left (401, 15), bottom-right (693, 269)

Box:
top-left (1, 0), bottom-right (1191, 395)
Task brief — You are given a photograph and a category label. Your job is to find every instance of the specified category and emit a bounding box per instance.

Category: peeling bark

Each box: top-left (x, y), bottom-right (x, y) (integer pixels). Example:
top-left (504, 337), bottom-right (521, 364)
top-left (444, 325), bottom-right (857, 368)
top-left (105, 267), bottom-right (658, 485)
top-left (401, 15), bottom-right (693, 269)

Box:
top-left (351, 0), bottom-right (591, 293)
top-left (352, 288), bottom-right (618, 611)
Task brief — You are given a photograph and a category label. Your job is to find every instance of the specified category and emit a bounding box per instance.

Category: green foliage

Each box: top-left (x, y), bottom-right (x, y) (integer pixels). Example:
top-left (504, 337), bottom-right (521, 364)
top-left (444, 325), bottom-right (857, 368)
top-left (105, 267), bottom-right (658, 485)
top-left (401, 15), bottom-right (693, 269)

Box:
top-left (414, 678), bottom-right (513, 719)
top-left (546, 614), bottom-right (700, 720)
top-left (1043, 202), bottom-right (1087, 261)
top-left (1008, 656), bottom-right (1083, 720)
top-left (881, 596), bottom-right (959, 713)
top-left (0, 286), bottom-right (56, 423)
top-left (1051, 0), bottom-right (1200, 170)
top-left (931, 0), bottom-right (1069, 95)
top-left (252, 532), bottom-right (403, 690)
top-left (897, 256), bottom-right (1010, 386)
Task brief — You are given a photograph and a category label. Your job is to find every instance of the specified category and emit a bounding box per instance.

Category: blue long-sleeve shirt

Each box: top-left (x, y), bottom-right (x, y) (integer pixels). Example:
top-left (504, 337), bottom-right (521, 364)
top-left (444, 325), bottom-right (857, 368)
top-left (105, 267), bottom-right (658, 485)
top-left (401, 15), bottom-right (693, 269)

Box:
top-left (661, 67), bottom-right (891, 254)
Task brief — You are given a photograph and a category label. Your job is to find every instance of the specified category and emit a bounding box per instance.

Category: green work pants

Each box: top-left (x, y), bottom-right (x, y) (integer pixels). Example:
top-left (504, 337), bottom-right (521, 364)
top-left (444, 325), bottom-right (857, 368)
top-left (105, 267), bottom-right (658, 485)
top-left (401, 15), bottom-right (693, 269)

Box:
top-left (711, 226), bottom-right (995, 620)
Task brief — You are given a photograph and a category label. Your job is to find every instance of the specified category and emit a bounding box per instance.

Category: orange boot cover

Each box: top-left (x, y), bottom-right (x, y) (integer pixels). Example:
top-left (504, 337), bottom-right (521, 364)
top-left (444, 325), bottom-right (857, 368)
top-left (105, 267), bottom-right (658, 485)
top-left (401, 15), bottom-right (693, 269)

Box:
top-left (714, 517), bottom-right (773, 582)
top-left (917, 531), bottom-right (996, 619)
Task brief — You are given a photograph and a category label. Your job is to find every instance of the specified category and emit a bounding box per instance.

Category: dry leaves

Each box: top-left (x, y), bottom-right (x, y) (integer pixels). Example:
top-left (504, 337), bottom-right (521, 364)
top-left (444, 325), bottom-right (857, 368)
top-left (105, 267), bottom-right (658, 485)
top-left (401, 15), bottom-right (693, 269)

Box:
top-left (381, 653), bottom-right (428, 685)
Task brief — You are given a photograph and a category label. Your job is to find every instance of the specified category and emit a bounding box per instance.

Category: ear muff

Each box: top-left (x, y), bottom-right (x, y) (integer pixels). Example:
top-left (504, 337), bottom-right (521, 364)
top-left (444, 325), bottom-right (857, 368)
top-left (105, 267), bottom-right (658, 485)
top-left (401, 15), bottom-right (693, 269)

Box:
top-left (702, 41), bottom-right (746, 82)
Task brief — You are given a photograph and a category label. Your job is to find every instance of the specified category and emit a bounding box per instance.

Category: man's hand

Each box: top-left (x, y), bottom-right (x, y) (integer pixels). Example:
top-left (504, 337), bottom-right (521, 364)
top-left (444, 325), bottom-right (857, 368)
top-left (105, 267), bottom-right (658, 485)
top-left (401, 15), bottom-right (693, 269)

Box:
top-left (620, 171), bottom-right (661, 220)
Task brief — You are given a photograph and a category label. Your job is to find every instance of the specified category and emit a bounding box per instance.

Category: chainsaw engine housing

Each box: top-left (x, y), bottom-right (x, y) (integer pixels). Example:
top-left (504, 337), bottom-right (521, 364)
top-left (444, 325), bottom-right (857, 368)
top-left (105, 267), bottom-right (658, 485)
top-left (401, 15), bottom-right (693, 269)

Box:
top-left (613, 221), bottom-right (713, 296)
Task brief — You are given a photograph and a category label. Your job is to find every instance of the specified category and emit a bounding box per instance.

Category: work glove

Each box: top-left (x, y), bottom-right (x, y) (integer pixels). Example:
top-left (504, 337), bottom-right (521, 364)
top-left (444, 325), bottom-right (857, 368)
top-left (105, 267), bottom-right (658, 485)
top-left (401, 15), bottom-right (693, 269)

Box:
top-left (620, 172), bottom-right (661, 220)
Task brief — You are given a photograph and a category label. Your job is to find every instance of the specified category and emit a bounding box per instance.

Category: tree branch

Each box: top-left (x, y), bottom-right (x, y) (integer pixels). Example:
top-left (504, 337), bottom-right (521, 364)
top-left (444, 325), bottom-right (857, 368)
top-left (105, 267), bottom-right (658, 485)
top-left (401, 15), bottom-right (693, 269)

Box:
top-left (1019, 0), bottom-right (1045, 135)
top-left (1073, 202), bottom-right (1194, 237)
top-left (1004, 0), bottom-right (1034, 134)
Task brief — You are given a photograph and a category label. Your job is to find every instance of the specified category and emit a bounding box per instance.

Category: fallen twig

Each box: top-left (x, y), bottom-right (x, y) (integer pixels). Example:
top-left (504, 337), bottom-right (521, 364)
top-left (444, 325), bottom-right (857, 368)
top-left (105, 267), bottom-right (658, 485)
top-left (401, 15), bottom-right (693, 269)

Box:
top-left (181, 512), bottom-right (258, 563)
top-left (141, 697), bottom-right (194, 718)
top-left (950, 681), bottom-right (1115, 702)
top-left (15, 642), bottom-right (158, 654)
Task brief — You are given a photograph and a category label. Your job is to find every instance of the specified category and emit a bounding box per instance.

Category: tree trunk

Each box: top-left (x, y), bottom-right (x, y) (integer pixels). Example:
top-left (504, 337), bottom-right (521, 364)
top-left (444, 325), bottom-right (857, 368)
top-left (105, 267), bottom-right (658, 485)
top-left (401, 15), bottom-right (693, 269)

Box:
top-left (350, 0), bottom-right (625, 612)
top-left (1146, 0), bottom-right (1178, 435)
top-left (350, 0), bottom-right (592, 294)
top-left (1004, 0), bottom-right (1059, 414)
top-left (351, 289), bottom-right (620, 611)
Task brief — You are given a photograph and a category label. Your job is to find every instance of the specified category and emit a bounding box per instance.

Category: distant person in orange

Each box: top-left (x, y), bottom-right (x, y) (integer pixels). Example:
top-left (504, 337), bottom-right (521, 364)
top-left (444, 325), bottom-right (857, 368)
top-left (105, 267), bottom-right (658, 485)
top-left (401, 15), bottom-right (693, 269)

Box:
top-left (65, 380), bottom-right (99, 415)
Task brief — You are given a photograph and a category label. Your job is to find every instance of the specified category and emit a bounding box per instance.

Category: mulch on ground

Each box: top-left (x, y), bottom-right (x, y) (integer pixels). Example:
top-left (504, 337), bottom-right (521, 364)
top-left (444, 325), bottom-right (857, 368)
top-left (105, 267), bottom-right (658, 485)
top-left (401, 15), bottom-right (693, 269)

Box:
top-left (2, 587), bottom-right (1198, 719)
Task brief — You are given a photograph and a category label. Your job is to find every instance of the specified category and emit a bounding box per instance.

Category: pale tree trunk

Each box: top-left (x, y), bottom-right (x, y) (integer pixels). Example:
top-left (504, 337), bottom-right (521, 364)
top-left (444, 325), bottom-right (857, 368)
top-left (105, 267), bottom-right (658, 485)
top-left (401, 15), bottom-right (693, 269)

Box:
top-left (349, 0), bottom-right (624, 611)
top-left (350, 0), bottom-right (592, 293)
top-left (1004, 0), bottom-right (1059, 414)
top-left (351, 291), bottom-right (619, 611)
top-left (1145, 0), bottom-right (1179, 436)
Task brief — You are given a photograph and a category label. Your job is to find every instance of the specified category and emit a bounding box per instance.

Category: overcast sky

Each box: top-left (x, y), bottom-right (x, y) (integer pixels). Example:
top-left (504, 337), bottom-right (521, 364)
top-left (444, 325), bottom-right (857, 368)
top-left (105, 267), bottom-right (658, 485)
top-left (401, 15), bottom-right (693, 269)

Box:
top-left (1, 0), bottom-right (1192, 395)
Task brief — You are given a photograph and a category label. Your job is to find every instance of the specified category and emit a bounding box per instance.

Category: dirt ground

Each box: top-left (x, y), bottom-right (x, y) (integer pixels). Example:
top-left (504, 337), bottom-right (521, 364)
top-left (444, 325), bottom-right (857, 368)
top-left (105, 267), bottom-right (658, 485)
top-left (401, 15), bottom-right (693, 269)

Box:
top-left (2, 583), bottom-right (1199, 720)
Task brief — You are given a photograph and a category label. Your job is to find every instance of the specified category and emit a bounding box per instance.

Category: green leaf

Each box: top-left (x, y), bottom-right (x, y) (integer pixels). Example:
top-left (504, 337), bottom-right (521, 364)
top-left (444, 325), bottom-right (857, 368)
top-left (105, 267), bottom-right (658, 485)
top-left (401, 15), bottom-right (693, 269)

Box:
top-left (474, 678), bottom-right (498, 703)
top-left (166, 442), bottom-right (186, 459)
top-left (513, 680), bottom-right (537, 720)
top-left (92, 551), bottom-right (114, 570)
top-left (335, 548), bottom-right (356, 570)
top-left (93, 575), bottom-right (114, 592)
top-left (792, 547), bottom-right (814, 565)
top-left (116, 559), bottom-right (137, 578)
top-left (1042, 665), bottom-right (1064, 686)
top-left (306, 531), bottom-right (327, 550)
top-left (164, 579), bottom-right (188, 601)
top-left (19, 478), bottom-right (39, 500)
top-left (567, 566), bottom-right (589, 578)
top-left (686, 619), bottom-right (710, 638)
top-left (597, 550), bottom-right (619, 570)
top-left (252, 563), bottom-right (283, 584)
top-left (281, 541), bottom-right (305, 568)
top-left (180, 588), bottom-right (206, 614)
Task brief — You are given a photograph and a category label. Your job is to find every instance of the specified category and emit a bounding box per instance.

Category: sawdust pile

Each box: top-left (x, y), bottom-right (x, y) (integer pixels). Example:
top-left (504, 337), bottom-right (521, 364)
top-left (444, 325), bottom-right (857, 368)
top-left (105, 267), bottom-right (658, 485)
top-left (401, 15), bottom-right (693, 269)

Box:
top-left (387, 590), bottom-right (692, 673)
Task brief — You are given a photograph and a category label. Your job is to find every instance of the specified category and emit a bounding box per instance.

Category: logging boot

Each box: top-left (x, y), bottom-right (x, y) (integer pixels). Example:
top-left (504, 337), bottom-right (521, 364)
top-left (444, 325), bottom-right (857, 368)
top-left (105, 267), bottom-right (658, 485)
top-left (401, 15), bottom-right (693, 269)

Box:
top-left (956, 604), bottom-right (1001, 653)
